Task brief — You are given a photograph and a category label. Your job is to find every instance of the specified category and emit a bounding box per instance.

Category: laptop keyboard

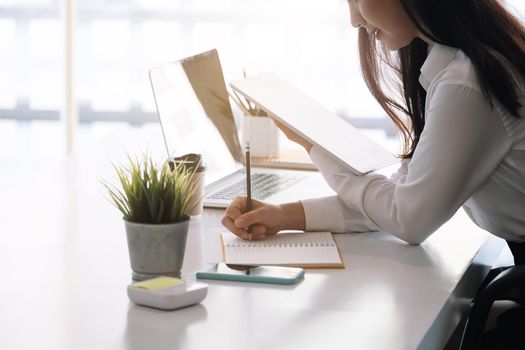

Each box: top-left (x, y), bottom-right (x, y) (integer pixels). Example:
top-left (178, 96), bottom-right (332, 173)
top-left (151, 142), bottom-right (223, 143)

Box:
top-left (207, 173), bottom-right (307, 201)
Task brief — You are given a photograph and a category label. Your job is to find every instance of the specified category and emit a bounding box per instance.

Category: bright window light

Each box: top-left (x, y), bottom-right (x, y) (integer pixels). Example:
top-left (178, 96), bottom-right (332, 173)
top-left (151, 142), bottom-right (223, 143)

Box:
top-left (192, 22), bottom-right (234, 62)
top-left (280, 0), bottom-right (340, 16)
top-left (90, 71), bottom-right (131, 111)
top-left (136, 73), bottom-right (156, 113)
top-left (29, 19), bottom-right (62, 59)
top-left (298, 25), bottom-right (338, 64)
top-left (192, 0), bottom-right (234, 11)
top-left (0, 19), bottom-right (16, 56)
top-left (505, 0), bottom-right (525, 18)
top-left (132, 0), bottom-right (182, 11)
top-left (244, 23), bottom-right (286, 66)
top-left (91, 20), bottom-right (131, 60)
top-left (1, 0), bottom-right (51, 7)
top-left (29, 120), bottom-right (63, 160)
top-left (28, 70), bottom-right (63, 110)
top-left (0, 70), bottom-right (17, 109)
top-left (140, 22), bottom-right (182, 63)
top-left (0, 120), bottom-right (17, 158)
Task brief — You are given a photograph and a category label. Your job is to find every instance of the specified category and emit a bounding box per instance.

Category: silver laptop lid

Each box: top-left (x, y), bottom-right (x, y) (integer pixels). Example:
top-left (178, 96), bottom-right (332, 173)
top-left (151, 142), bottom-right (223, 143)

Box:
top-left (149, 49), bottom-right (244, 185)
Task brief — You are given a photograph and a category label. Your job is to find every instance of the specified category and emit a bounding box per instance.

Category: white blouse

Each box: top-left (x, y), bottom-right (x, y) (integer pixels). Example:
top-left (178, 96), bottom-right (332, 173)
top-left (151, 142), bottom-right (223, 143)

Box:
top-left (301, 43), bottom-right (525, 244)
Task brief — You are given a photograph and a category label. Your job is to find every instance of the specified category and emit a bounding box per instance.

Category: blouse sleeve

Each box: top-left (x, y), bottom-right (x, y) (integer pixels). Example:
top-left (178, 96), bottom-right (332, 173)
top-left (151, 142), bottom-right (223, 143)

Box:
top-left (304, 84), bottom-right (511, 244)
top-left (301, 160), bottom-right (409, 233)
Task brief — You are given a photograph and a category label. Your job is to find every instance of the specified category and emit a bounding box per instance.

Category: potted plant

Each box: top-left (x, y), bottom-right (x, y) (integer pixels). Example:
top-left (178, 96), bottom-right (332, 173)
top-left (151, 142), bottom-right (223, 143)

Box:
top-left (103, 155), bottom-right (196, 281)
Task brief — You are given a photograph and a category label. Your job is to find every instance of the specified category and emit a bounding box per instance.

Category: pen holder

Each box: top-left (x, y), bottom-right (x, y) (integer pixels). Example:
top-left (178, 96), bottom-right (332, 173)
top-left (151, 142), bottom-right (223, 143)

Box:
top-left (169, 154), bottom-right (206, 216)
top-left (242, 114), bottom-right (280, 158)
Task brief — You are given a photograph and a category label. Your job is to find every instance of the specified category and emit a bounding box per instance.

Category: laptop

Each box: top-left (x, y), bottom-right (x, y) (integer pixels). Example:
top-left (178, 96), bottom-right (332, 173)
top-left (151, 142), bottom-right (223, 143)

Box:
top-left (149, 49), bottom-right (334, 208)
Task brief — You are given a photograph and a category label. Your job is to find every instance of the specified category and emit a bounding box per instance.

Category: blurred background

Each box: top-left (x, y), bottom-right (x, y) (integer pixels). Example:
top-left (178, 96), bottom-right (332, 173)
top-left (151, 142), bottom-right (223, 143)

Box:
top-left (1, 0), bottom-right (524, 190)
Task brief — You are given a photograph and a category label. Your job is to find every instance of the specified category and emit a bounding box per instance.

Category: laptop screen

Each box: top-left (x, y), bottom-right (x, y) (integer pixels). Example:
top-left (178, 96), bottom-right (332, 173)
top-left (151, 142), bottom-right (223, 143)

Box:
top-left (149, 49), bottom-right (244, 185)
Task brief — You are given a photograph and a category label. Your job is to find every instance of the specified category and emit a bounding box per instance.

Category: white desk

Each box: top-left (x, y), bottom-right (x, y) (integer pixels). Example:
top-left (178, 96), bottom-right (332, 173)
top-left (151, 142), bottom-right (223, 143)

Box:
top-left (0, 126), bottom-right (504, 350)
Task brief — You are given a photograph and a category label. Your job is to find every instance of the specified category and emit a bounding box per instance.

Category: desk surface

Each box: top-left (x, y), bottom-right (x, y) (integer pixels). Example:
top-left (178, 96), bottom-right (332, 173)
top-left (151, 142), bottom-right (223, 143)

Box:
top-left (0, 126), bottom-right (504, 350)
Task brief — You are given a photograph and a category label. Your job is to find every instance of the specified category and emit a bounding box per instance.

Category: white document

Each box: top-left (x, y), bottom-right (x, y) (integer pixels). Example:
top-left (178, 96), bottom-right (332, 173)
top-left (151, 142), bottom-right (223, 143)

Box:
top-left (230, 73), bottom-right (398, 175)
top-left (221, 231), bottom-right (344, 268)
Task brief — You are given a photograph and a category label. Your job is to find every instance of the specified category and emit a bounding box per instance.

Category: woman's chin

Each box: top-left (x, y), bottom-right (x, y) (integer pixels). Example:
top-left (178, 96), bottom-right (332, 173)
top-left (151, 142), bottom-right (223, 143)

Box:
top-left (385, 38), bottom-right (415, 51)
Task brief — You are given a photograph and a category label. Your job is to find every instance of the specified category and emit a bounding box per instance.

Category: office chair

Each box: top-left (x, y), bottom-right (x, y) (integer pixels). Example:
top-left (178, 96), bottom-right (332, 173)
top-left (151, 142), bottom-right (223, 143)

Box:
top-left (459, 265), bottom-right (525, 350)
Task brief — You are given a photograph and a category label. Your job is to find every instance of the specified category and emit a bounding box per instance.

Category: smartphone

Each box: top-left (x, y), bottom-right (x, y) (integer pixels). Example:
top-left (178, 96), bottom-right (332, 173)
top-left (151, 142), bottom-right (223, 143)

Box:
top-left (195, 263), bottom-right (304, 285)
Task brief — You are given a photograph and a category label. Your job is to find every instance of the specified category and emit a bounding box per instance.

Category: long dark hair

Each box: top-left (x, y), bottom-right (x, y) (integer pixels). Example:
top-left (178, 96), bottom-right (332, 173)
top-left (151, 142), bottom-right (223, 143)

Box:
top-left (359, 0), bottom-right (525, 158)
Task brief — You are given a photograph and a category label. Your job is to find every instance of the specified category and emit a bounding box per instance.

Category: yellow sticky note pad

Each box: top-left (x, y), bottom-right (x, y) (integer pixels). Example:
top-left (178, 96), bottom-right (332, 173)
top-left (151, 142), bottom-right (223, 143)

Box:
top-left (132, 277), bottom-right (185, 291)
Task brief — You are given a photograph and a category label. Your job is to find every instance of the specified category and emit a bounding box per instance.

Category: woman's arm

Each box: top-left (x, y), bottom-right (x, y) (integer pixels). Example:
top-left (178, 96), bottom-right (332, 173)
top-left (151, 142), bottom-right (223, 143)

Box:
top-left (222, 194), bottom-right (379, 240)
top-left (299, 161), bottom-right (411, 234)
top-left (310, 85), bottom-right (511, 244)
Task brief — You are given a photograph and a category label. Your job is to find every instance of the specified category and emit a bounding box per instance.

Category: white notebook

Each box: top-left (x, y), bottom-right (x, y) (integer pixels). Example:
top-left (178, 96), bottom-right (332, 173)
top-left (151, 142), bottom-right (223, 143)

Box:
top-left (230, 73), bottom-right (399, 175)
top-left (220, 231), bottom-right (344, 268)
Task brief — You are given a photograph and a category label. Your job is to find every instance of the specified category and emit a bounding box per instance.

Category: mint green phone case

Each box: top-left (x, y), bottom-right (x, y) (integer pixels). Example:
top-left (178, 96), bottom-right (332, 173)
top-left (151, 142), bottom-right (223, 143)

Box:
top-left (195, 263), bottom-right (304, 285)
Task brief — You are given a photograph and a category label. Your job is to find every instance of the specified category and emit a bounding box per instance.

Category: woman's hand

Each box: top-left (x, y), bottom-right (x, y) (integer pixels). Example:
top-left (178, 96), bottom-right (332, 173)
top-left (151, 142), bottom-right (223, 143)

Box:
top-left (221, 197), bottom-right (307, 240)
top-left (221, 197), bottom-right (284, 240)
top-left (272, 119), bottom-right (313, 153)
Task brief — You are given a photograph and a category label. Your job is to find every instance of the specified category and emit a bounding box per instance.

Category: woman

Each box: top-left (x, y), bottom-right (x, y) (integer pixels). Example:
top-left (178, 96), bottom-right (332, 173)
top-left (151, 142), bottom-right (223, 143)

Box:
top-left (222, 0), bottom-right (525, 262)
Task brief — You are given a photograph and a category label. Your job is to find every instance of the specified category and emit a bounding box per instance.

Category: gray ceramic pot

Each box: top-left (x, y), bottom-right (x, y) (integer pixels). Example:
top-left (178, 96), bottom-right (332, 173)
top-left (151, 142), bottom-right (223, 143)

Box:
top-left (124, 217), bottom-right (190, 281)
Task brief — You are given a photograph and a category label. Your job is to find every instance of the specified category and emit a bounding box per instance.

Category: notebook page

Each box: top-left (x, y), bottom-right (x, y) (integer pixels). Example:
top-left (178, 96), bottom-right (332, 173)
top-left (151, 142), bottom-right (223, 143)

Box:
top-left (221, 231), bottom-right (343, 266)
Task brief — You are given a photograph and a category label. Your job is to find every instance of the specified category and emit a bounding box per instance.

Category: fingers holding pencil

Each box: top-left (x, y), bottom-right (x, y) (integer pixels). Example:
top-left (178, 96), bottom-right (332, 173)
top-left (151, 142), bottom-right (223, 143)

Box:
top-left (222, 196), bottom-right (283, 241)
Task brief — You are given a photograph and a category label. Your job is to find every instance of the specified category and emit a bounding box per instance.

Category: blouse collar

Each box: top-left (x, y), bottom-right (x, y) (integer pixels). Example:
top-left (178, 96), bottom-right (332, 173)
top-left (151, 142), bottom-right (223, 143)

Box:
top-left (419, 43), bottom-right (458, 90)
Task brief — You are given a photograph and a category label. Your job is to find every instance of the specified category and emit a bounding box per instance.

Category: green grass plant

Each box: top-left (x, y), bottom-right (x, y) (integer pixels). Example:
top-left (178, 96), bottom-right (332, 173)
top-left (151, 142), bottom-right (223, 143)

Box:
top-left (103, 155), bottom-right (195, 224)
